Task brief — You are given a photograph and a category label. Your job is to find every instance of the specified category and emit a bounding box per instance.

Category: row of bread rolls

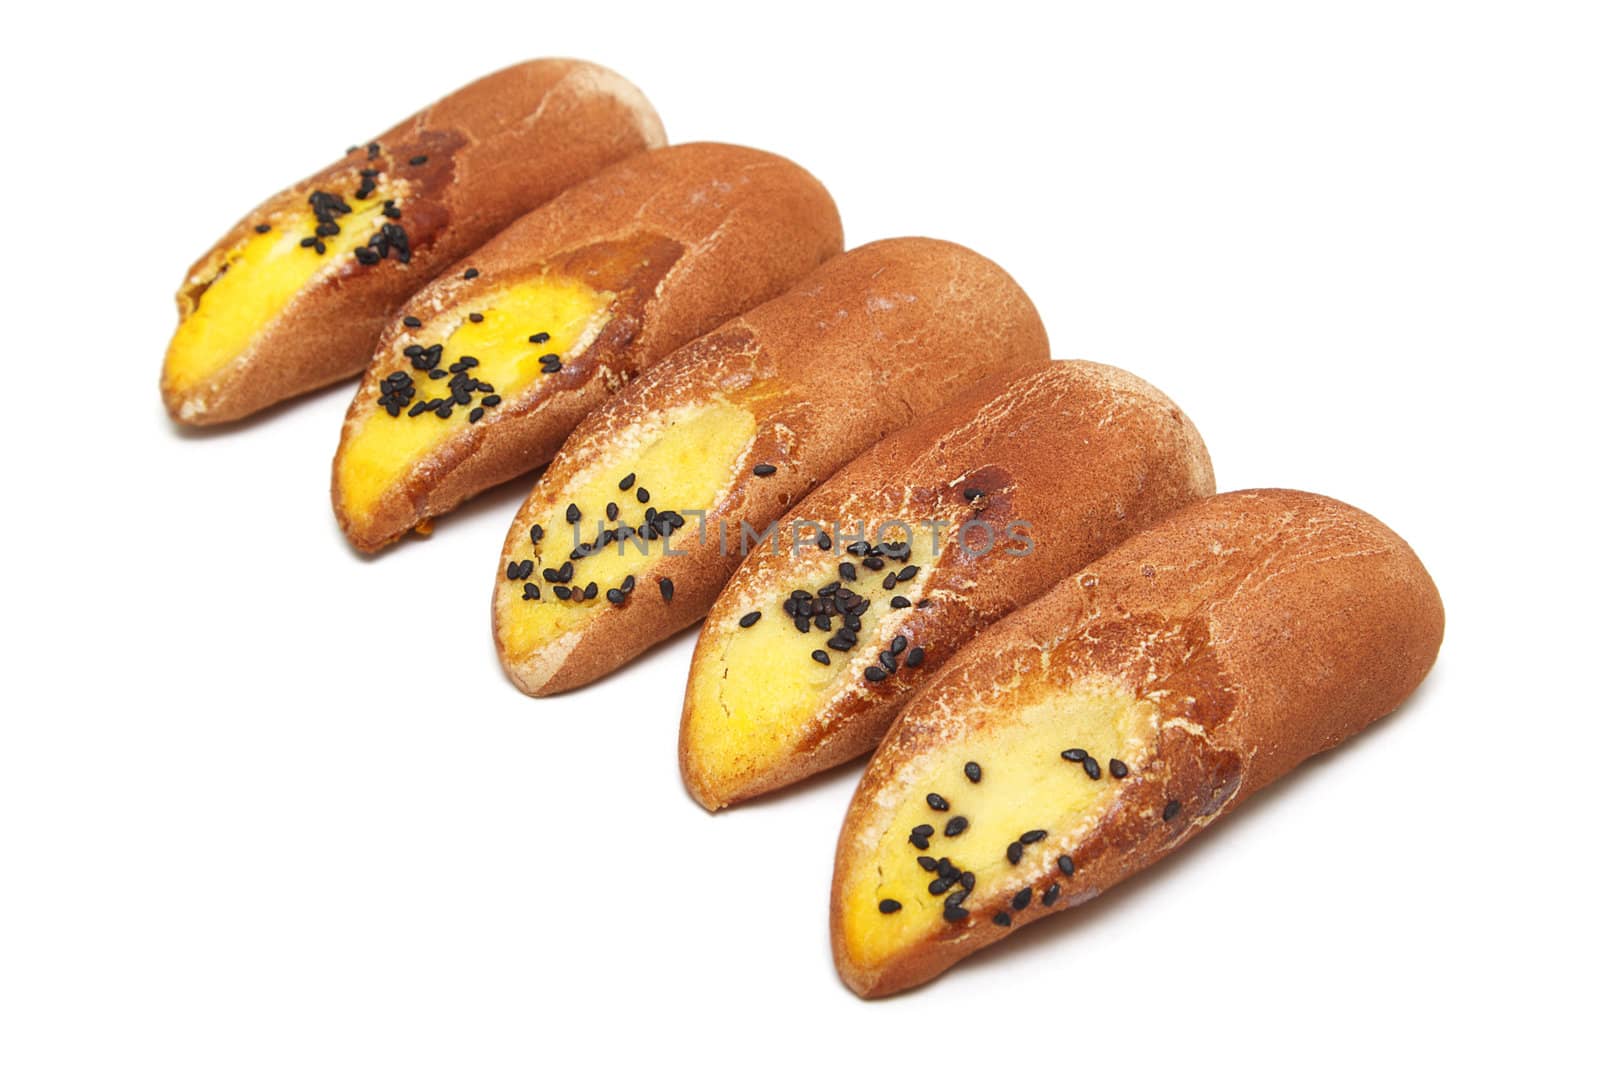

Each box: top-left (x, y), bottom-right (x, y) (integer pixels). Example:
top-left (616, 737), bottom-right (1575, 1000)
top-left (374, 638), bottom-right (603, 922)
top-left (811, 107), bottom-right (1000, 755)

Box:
top-left (163, 59), bottom-right (1444, 999)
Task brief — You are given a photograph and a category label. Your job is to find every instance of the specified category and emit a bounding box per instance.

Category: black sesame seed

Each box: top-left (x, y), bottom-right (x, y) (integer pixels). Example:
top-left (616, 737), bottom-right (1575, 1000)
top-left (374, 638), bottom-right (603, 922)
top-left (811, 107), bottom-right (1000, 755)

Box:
top-left (529, 524), bottom-right (544, 544)
top-left (964, 761), bottom-right (982, 784)
top-left (621, 576), bottom-right (636, 593)
top-left (944, 816), bottom-right (968, 837)
top-left (606, 588), bottom-right (625, 605)
top-left (1006, 842), bottom-right (1024, 865)
top-left (482, 395), bottom-right (501, 407)
top-left (963, 487), bottom-right (984, 501)
top-left (522, 583), bottom-right (540, 601)
top-left (254, 223), bottom-right (271, 233)
top-left (882, 573), bottom-right (897, 590)
top-left (878, 651), bottom-right (897, 673)
top-left (1058, 855), bottom-right (1075, 876)
top-left (878, 899), bottom-right (901, 915)
top-left (529, 331), bottom-right (551, 344)
top-left (464, 268), bottom-right (479, 280)
top-left (553, 586), bottom-right (572, 600)
top-left (1163, 800), bottom-right (1182, 821)
top-left (926, 793), bottom-right (949, 812)
top-left (659, 577), bottom-right (674, 602)
top-left (864, 666), bottom-right (887, 682)
top-left (1109, 759), bottom-right (1129, 779)
top-left (1042, 884), bottom-right (1061, 906)
top-left (1083, 757), bottom-right (1102, 781)
top-left (906, 647), bottom-right (925, 668)
top-left (469, 407), bottom-right (485, 423)
top-left (409, 154), bottom-right (428, 165)
top-left (890, 595), bottom-right (911, 609)
top-left (960, 871), bottom-right (975, 891)
top-left (897, 565), bottom-right (919, 581)
top-left (928, 878), bottom-right (952, 895)
top-left (565, 504), bottom-right (581, 524)
top-left (811, 650), bottom-right (831, 665)
top-left (993, 912), bottom-right (1012, 927)
top-left (816, 532), bottom-right (832, 551)
top-left (1061, 748), bottom-right (1087, 763)
top-left (403, 315), bottom-right (421, 328)
top-left (606, 502), bottom-right (619, 521)
top-left (890, 635), bottom-right (907, 655)
top-left (839, 562), bottom-right (857, 581)
top-left (943, 904), bottom-right (969, 922)
top-left (912, 824), bottom-right (934, 838)
top-left (827, 634), bottom-right (854, 652)
top-left (636, 488), bottom-right (650, 504)
top-left (937, 858), bottom-right (957, 879)
top-left (583, 581), bottom-right (598, 600)
top-left (558, 562), bottom-right (574, 583)
top-left (946, 888), bottom-right (970, 908)
top-left (1012, 887), bottom-right (1033, 910)
top-left (468, 312), bottom-right (483, 323)
top-left (863, 556), bottom-right (885, 571)
top-left (752, 463), bottom-right (777, 477)
top-left (739, 611), bottom-right (762, 628)
top-left (1020, 829), bottom-right (1048, 845)
top-left (917, 856), bottom-right (938, 872)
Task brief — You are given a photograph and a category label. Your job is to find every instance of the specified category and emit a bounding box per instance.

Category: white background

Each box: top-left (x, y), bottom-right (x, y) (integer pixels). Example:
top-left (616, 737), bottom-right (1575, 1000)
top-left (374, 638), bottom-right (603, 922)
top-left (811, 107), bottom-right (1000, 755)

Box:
top-left (4, 1), bottom-right (1596, 1062)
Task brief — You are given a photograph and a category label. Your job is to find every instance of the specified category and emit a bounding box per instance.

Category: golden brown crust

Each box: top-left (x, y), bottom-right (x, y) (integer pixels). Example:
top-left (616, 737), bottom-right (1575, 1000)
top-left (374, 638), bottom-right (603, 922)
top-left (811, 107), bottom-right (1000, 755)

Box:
top-left (831, 489), bottom-right (1445, 997)
top-left (163, 58), bottom-right (666, 425)
top-left (680, 360), bottom-right (1216, 809)
top-left (494, 238), bottom-right (1052, 695)
top-left (332, 142), bottom-right (844, 552)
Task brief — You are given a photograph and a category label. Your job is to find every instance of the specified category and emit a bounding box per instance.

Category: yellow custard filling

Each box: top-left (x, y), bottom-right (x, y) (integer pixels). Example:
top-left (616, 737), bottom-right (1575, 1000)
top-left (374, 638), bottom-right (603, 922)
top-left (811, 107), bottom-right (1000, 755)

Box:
top-left (839, 676), bottom-right (1159, 969)
top-left (686, 532), bottom-right (942, 799)
top-left (163, 188), bottom-right (395, 392)
top-left (336, 276), bottom-right (614, 522)
top-left (496, 400), bottom-right (758, 657)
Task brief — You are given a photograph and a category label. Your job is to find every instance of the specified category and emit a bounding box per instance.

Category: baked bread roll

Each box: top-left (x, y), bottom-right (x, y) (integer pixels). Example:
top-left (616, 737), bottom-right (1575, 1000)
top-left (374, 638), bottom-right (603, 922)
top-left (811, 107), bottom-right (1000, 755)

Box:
top-left (331, 143), bottom-right (842, 552)
top-left (680, 360), bottom-right (1214, 810)
top-left (492, 238), bottom-right (1050, 695)
top-left (161, 59), bottom-right (664, 425)
top-left (831, 489), bottom-right (1444, 997)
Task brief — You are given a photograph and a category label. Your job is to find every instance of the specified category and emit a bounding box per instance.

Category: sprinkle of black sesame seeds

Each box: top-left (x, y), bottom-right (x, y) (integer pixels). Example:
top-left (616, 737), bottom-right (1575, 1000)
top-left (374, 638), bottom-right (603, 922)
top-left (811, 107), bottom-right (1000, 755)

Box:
top-left (558, 562), bottom-right (574, 583)
top-left (897, 565), bottom-right (919, 581)
top-left (878, 650), bottom-right (897, 673)
top-left (565, 504), bottom-right (581, 524)
top-left (917, 856), bottom-right (938, 872)
top-left (864, 666), bottom-right (887, 683)
top-left (1022, 830), bottom-right (1049, 845)
top-left (936, 858), bottom-right (957, 879)
top-left (943, 904), bottom-right (969, 922)
top-left (1058, 855), bottom-right (1075, 877)
top-left (945, 816), bottom-right (968, 837)
top-left (606, 588), bottom-right (625, 605)
top-left (811, 649), bottom-right (830, 666)
top-left (659, 577), bottom-right (674, 603)
top-left (739, 611), bottom-right (762, 628)
top-left (1012, 887), bottom-right (1033, 911)
top-left (878, 899), bottom-right (901, 914)
top-left (402, 315), bottom-right (421, 328)
top-left (1083, 756), bottom-right (1102, 780)
top-left (752, 463), bottom-right (777, 476)
top-left (1006, 842), bottom-right (1024, 864)
top-left (522, 583), bottom-right (540, 601)
top-left (583, 581), bottom-right (598, 600)
top-left (928, 878), bottom-right (952, 896)
top-left (960, 871), bottom-right (975, 891)
top-left (926, 793), bottom-right (949, 812)
top-left (890, 635), bottom-right (907, 655)
top-left (1109, 759), bottom-right (1129, 779)
top-left (1062, 748), bottom-right (1087, 762)
top-left (882, 573), bottom-right (898, 590)
top-left (469, 407), bottom-right (485, 423)
top-left (946, 888), bottom-right (970, 909)
top-left (254, 223), bottom-right (271, 233)
top-left (529, 331), bottom-right (551, 344)
top-left (863, 556), bottom-right (885, 572)
top-left (529, 524), bottom-right (544, 544)
top-left (912, 824), bottom-right (934, 838)
top-left (839, 561), bottom-right (857, 581)
top-left (464, 268), bottom-right (479, 280)
top-left (890, 596), bottom-right (910, 609)
top-left (636, 487), bottom-right (650, 503)
top-left (965, 761), bottom-right (982, 784)
top-left (1042, 883), bottom-right (1061, 906)
top-left (553, 585), bottom-right (572, 600)
top-left (905, 647), bottom-right (925, 668)
top-left (993, 912), bottom-right (1012, 927)
top-left (1163, 800), bottom-right (1182, 821)
top-left (468, 312), bottom-right (483, 323)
